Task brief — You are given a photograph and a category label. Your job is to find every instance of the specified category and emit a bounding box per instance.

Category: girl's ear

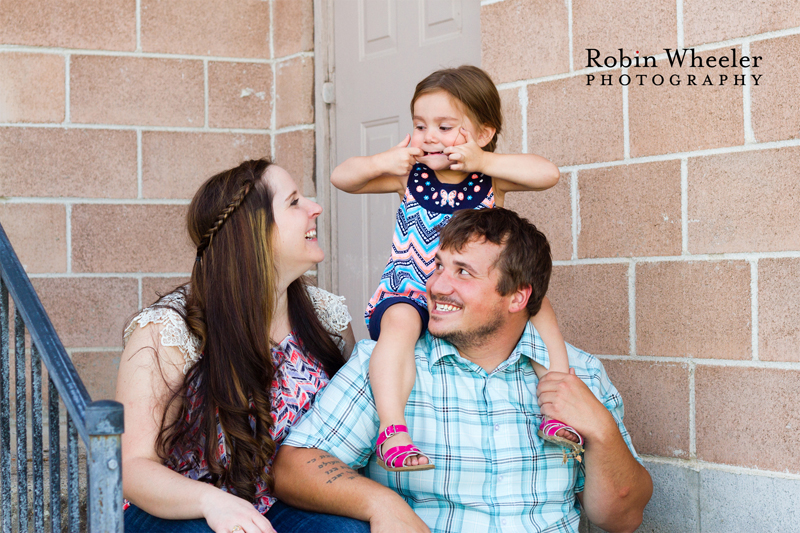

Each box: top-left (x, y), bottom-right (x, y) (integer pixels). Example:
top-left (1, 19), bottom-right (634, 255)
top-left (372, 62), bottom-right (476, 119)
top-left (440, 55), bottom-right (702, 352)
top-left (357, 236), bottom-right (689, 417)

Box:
top-left (476, 125), bottom-right (497, 148)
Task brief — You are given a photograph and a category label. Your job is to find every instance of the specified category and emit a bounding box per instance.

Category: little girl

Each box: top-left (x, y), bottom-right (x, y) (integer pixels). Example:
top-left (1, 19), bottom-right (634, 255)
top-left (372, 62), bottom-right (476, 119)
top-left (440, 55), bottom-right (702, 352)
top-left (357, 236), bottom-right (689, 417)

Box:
top-left (331, 65), bottom-right (584, 471)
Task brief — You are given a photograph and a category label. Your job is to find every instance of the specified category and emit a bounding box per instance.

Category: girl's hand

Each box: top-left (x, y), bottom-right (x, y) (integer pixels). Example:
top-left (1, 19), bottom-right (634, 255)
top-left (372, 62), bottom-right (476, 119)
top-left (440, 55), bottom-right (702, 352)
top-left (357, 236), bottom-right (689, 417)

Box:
top-left (444, 128), bottom-right (487, 172)
top-left (201, 487), bottom-right (276, 533)
top-left (373, 134), bottom-right (423, 177)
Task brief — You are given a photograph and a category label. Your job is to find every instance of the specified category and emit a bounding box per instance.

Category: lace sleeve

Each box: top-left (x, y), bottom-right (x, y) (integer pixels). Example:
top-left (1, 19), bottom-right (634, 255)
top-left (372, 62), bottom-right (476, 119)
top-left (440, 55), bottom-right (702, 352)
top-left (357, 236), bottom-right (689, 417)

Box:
top-left (306, 285), bottom-right (352, 335)
top-left (123, 292), bottom-right (202, 375)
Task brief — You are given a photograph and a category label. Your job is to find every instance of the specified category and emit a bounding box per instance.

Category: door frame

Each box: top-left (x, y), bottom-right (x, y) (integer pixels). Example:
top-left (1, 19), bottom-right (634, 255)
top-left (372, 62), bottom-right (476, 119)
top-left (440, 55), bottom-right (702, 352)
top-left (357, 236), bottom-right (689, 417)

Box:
top-left (313, 0), bottom-right (337, 292)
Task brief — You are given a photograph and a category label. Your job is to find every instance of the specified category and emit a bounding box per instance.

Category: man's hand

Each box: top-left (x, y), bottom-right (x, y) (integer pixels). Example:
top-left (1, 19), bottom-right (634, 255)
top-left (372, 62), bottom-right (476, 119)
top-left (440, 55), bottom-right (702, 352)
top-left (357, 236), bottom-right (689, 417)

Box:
top-left (536, 368), bottom-right (617, 441)
top-left (444, 128), bottom-right (488, 172)
top-left (373, 134), bottom-right (423, 177)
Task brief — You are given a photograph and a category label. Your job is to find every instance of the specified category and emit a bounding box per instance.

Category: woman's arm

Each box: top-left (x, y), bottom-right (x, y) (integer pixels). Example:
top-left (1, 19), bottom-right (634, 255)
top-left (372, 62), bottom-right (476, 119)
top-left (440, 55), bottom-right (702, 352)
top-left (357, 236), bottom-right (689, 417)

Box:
top-left (330, 134), bottom-right (421, 195)
top-left (117, 324), bottom-right (274, 532)
top-left (340, 323), bottom-right (357, 359)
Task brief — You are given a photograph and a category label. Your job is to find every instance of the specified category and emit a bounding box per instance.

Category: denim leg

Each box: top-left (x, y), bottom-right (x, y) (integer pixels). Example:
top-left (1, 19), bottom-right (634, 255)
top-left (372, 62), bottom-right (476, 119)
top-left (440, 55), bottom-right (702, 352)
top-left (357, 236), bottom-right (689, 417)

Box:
top-left (124, 503), bottom-right (215, 533)
top-left (265, 500), bottom-right (371, 533)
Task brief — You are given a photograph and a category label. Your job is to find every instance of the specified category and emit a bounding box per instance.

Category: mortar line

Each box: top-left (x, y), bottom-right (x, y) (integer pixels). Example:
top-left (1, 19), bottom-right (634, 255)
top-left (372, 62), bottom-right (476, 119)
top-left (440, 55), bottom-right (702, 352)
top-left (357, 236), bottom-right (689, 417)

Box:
top-left (29, 272), bottom-right (192, 279)
top-left (555, 138), bottom-right (800, 172)
top-left (688, 361), bottom-right (696, 457)
top-left (0, 122), bottom-right (312, 135)
top-left (136, 0), bottom-right (142, 52)
top-left (0, 46), bottom-right (312, 64)
top-left (742, 40), bottom-right (756, 144)
top-left (519, 86), bottom-right (528, 153)
top-left (270, 0), bottom-right (277, 159)
top-left (65, 204), bottom-right (72, 274)
top-left (204, 59), bottom-right (209, 129)
top-left (137, 129), bottom-right (143, 199)
top-left (676, 0), bottom-right (684, 50)
top-left (64, 54), bottom-right (71, 123)
top-left (571, 171), bottom-right (578, 260)
top-left (751, 259), bottom-right (759, 361)
top-left (640, 455), bottom-right (800, 481)
top-left (550, 251), bottom-right (800, 266)
top-left (567, 0), bottom-right (574, 72)
top-left (681, 159), bottom-right (688, 254)
top-left (65, 347), bottom-right (124, 354)
top-left (622, 67), bottom-right (630, 159)
top-left (2, 198), bottom-right (191, 205)
top-left (628, 260), bottom-right (636, 356)
top-left (596, 354), bottom-right (800, 370)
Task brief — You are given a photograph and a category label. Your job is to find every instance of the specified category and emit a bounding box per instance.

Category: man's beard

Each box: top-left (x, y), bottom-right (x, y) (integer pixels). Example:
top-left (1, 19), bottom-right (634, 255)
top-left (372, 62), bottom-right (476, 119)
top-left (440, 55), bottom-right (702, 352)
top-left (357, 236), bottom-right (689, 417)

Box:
top-left (434, 312), bottom-right (504, 350)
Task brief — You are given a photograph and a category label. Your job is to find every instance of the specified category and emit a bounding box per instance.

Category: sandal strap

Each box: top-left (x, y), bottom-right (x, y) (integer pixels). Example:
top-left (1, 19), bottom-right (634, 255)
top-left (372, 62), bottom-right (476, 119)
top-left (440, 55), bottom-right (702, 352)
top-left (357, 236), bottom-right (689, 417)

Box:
top-left (383, 445), bottom-right (426, 469)
top-left (375, 424), bottom-right (409, 451)
top-left (540, 419), bottom-right (585, 446)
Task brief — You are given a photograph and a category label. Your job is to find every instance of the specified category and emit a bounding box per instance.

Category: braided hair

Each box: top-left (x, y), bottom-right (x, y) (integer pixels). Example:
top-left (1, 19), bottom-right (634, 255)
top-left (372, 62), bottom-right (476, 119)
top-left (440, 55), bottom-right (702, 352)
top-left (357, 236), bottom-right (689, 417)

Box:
top-left (195, 181), bottom-right (254, 262)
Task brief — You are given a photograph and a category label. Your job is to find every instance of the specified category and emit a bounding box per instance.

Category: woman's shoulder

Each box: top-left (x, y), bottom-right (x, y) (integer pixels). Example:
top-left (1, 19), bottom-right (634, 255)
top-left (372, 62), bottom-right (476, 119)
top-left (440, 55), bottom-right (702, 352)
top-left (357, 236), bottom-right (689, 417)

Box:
top-left (123, 289), bottom-right (202, 374)
top-left (305, 285), bottom-right (351, 334)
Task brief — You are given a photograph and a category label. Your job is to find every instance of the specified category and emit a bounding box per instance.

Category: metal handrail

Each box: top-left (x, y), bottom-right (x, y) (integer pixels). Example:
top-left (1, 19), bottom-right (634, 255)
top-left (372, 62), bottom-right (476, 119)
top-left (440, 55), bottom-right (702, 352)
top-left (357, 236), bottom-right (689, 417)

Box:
top-left (0, 222), bottom-right (124, 532)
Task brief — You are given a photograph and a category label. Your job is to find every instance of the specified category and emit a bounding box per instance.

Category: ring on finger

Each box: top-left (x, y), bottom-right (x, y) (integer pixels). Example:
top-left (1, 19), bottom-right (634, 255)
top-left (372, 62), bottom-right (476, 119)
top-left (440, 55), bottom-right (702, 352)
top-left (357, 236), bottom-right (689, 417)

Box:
top-left (231, 526), bottom-right (244, 532)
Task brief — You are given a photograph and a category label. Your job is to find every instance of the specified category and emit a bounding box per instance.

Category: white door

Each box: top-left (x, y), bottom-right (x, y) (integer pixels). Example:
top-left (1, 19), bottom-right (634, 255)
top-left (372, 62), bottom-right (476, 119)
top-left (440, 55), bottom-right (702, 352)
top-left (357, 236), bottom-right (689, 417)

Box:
top-left (331, 0), bottom-right (480, 340)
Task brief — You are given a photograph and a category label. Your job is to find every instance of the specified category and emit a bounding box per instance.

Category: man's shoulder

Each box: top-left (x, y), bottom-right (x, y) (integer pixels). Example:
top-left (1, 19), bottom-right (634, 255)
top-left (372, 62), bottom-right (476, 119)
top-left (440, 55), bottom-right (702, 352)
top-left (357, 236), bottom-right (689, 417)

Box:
top-left (565, 343), bottom-right (619, 398)
top-left (565, 343), bottom-right (603, 372)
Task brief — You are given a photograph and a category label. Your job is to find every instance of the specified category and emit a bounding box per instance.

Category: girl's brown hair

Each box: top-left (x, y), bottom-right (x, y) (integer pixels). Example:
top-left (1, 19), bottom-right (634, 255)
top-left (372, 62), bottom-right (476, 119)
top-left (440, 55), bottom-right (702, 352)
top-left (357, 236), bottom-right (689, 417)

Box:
top-left (410, 65), bottom-right (503, 152)
top-left (153, 159), bottom-right (345, 501)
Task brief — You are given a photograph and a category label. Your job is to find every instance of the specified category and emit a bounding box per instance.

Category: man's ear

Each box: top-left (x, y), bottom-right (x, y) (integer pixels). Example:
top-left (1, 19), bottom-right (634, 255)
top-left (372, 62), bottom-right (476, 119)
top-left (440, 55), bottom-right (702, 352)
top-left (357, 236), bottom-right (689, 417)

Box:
top-left (508, 285), bottom-right (532, 314)
top-left (476, 125), bottom-right (497, 148)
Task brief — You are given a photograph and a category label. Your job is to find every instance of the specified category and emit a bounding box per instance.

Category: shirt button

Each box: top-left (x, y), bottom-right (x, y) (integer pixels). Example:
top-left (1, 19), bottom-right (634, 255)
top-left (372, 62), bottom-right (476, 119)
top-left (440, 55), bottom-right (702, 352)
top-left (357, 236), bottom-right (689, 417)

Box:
top-left (502, 519), bottom-right (507, 525)
top-left (498, 475), bottom-right (504, 482)
top-left (494, 424), bottom-right (500, 431)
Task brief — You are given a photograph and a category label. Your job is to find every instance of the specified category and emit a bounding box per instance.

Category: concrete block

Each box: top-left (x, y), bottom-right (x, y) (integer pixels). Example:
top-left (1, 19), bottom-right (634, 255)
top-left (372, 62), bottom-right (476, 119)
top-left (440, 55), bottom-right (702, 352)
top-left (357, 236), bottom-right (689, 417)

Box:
top-left (699, 470), bottom-right (800, 532)
top-left (639, 461), bottom-right (700, 533)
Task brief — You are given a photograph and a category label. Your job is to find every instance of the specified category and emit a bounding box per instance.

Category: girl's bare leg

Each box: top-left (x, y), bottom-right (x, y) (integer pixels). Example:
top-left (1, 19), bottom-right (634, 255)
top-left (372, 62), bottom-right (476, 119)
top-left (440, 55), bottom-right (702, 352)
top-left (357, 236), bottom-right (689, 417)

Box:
top-left (531, 296), bottom-right (580, 443)
top-left (369, 303), bottom-right (427, 466)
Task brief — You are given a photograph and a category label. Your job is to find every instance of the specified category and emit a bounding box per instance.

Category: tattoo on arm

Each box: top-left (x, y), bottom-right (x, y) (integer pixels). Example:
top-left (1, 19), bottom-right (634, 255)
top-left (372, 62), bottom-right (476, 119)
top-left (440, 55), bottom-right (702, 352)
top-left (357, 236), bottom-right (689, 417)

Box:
top-left (304, 453), bottom-right (359, 485)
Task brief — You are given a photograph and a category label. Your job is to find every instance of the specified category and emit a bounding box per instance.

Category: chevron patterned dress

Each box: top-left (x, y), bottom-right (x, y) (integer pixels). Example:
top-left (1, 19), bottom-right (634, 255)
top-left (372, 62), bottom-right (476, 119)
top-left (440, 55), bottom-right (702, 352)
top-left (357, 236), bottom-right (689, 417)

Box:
top-left (365, 163), bottom-right (495, 338)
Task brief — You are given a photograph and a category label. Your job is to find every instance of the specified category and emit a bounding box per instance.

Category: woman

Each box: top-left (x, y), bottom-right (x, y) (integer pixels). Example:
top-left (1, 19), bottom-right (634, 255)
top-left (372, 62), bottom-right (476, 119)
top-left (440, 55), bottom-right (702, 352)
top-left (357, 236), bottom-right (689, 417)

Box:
top-left (116, 160), bottom-right (370, 533)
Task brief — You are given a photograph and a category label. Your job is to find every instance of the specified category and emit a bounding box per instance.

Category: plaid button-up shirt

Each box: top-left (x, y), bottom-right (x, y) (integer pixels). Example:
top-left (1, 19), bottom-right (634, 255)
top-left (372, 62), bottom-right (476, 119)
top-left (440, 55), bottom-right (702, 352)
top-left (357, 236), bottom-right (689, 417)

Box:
top-left (284, 323), bottom-right (640, 533)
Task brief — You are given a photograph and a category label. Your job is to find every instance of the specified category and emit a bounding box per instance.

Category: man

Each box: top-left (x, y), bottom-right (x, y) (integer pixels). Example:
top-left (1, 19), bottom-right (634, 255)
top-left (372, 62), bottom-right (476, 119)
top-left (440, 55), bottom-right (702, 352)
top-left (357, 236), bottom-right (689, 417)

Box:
top-left (274, 208), bottom-right (652, 533)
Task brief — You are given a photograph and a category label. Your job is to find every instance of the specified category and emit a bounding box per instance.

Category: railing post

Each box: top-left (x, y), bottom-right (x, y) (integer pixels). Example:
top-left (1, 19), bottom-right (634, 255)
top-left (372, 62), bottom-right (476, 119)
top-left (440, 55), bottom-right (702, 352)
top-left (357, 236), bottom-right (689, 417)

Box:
top-left (85, 401), bottom-right (124, 533)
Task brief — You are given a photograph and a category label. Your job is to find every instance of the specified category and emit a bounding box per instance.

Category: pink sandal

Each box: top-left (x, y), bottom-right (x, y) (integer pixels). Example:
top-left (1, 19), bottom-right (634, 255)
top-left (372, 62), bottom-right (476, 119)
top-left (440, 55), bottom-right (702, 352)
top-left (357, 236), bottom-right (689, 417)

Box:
top-left (538, 418), bottom-right (585, 462)
top-left (375, 424), bottom-right (435, 472)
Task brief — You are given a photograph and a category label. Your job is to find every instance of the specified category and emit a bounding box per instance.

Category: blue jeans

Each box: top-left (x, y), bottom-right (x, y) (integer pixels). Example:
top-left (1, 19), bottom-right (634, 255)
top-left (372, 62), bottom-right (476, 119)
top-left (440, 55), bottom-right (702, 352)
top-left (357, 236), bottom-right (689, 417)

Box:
top-left (124, 500), bottom-right (371, 533)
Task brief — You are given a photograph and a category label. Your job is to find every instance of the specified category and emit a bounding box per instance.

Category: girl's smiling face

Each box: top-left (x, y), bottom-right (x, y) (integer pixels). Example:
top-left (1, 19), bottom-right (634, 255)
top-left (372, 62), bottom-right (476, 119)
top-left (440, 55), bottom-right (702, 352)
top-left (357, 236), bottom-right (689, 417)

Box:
top-left (410, 90), bottom-right (486, 171)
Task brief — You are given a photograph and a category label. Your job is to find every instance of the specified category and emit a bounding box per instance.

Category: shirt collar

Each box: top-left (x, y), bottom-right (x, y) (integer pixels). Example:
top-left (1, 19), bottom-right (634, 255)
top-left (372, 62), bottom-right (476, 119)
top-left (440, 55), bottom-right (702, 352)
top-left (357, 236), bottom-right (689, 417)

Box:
top-left (425, 321), bottom-right (550, 372)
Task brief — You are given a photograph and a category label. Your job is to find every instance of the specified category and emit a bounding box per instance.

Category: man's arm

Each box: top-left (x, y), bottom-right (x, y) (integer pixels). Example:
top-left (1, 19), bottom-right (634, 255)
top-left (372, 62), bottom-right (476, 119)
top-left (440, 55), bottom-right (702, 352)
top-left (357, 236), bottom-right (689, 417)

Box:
top-left (537, 368), bottom-right (652, 533)
top-left (273, 446), bottom-right (430, 533)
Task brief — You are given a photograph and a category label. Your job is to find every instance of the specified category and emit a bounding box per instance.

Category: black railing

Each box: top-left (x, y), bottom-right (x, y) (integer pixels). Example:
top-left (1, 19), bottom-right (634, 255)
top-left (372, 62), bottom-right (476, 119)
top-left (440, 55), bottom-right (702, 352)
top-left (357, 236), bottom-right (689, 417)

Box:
top-left (0, 222), bottom-right (123, 532)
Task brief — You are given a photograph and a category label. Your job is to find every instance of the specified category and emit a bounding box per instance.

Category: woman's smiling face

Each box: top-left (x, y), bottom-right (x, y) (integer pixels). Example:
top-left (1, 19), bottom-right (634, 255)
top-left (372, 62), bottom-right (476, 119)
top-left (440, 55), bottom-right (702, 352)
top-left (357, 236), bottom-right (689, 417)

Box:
top-left (267, 165), bottom-right (324, 283)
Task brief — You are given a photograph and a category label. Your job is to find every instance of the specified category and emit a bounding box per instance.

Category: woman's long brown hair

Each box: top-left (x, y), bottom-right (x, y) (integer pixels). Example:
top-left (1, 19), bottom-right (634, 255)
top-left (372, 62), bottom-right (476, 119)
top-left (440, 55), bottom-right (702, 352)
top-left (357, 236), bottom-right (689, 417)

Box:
top-left (152, 159), bottom-right (346, 501)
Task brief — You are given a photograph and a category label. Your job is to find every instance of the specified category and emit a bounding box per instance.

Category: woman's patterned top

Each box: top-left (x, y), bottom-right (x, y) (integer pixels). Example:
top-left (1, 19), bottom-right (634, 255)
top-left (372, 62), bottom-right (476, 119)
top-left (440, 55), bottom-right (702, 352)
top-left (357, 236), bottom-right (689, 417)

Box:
top-left (122, 285), bottom-right (351, 514)
top-left (365, 163), bottom-right (495, 328)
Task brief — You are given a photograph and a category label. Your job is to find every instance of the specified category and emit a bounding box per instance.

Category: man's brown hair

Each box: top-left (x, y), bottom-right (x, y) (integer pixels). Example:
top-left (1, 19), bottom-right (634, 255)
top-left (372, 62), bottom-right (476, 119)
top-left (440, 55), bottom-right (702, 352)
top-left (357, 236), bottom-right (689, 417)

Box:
top-left (411, 65), bottom-right (503, 152)
top-left (438, 208), bottom-right (552, 316)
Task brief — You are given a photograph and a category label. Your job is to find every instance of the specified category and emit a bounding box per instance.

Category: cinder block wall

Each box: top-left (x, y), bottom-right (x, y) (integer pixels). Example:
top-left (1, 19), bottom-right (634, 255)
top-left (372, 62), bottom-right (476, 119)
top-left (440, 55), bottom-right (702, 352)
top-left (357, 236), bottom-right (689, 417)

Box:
top-left (0, 0), bottom-right (315, 399)
top-left (482, 0), bottom-right (800, 530)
